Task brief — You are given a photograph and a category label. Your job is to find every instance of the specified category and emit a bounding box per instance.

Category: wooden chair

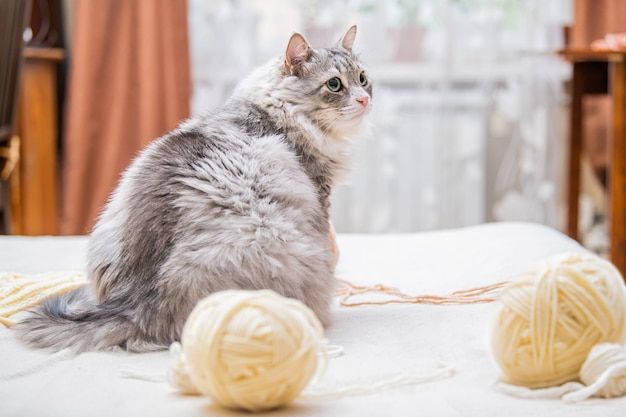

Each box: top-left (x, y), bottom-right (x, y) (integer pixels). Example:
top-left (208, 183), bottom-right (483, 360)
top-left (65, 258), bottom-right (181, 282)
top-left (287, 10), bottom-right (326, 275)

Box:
top-left (0, 0), bottom-right (32, 233)
top-left (559, 47), bottom-right (626, 279)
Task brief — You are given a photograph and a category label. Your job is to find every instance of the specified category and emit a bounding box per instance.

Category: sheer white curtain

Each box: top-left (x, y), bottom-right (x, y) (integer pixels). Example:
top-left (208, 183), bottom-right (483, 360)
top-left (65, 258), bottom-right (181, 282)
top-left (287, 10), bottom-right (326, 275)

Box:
top-left (188, 0), bottom-right (573, 233)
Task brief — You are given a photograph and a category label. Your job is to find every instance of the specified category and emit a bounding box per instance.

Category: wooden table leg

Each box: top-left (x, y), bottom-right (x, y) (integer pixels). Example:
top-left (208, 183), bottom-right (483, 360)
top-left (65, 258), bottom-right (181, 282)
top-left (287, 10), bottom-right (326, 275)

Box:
top-left (609, 60), bottom-right (626, 280)
top-left (567, 62), bottom-right (584, 241)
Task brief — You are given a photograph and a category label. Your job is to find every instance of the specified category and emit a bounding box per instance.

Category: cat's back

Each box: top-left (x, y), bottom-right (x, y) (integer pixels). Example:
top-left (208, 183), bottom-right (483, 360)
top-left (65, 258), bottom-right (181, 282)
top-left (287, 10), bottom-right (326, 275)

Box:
top-left (90, 99), bottom-right (323, 262)
top-left (142, 99), bottom-right (318, 211)
top-left (145, 99), bottom-right (288, 177)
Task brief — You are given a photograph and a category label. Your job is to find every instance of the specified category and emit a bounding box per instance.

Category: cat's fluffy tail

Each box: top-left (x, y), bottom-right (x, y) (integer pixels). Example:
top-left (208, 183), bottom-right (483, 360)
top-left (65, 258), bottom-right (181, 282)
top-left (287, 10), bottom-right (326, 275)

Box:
top-left (14, 286), bottom-right (160, 353)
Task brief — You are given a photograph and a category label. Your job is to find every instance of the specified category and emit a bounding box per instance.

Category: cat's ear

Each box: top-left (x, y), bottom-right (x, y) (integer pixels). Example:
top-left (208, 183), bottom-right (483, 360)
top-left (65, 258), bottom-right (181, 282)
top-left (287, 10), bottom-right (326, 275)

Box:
top-left (340, 25), bottom-right (357, 52)
top-left (285, 33), bottom-right (313, 76)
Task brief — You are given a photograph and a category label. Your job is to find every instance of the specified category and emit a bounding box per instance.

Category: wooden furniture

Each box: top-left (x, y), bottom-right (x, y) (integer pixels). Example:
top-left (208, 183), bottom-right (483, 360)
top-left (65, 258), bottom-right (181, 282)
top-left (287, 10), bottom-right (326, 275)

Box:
top-left (0, 0), bottom-right (30, 142)
top-left (9, 47), bottom-right (63, 235)
top-left (559, 48), bottom-right (626, 278)
top-left (0, 0), bottom-right (31, 233)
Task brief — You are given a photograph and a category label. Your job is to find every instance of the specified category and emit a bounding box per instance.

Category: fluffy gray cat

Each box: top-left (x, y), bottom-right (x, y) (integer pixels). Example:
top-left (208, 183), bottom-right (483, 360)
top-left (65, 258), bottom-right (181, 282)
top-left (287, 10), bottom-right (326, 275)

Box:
top-left (15, 25), bottom-right (372, 352)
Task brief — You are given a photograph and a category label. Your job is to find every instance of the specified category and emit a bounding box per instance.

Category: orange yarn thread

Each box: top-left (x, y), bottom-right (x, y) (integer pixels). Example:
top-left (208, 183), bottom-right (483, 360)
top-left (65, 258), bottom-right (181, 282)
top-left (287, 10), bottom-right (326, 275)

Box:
top-left (335, 279), bottom-right (507, 307)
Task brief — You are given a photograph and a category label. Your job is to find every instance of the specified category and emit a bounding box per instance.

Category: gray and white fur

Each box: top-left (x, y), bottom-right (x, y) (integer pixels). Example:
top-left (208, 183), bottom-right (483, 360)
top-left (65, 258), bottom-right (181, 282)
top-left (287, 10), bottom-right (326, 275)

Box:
top-left (15, 26), bottom-right (372, 352)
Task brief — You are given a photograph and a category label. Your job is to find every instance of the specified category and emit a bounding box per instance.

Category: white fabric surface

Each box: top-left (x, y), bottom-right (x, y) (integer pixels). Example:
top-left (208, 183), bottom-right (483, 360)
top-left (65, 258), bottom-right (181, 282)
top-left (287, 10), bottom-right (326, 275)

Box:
top-left (1, 221), bottom-right (625, 416)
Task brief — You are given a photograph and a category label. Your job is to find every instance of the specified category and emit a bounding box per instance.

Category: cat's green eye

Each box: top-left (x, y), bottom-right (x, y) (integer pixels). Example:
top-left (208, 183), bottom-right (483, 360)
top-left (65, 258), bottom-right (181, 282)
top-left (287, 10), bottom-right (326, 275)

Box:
top-left (326, 77), bottom-right (342, 92)
top-left (359, 72), bottom-right (368, 87)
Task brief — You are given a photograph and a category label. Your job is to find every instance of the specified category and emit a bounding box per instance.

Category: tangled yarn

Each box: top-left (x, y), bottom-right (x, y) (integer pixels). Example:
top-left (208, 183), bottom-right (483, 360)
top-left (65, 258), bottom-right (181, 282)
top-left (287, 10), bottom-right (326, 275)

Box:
top-left (167, 290), bottom-right (326, 412)
top-left (562, 342), bottom-right (626, 401)
top-left (491, 251), bottom-right (626, 398)
top-left (336, 279), bottom-right (505, 307)
top-left (580, 343), bottom-right (626, 397)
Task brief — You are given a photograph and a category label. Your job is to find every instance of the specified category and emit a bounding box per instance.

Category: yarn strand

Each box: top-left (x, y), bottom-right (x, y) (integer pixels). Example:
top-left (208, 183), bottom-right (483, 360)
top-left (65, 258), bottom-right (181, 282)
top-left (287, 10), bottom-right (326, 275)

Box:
top-left (0, 316), bottom-right (15, 328)
top-left (303, 362), bottom-right (455, 399)
top-left (0, 348), bottom-right (74, 381)
top-left (336, 279), bottom-right (506, 307)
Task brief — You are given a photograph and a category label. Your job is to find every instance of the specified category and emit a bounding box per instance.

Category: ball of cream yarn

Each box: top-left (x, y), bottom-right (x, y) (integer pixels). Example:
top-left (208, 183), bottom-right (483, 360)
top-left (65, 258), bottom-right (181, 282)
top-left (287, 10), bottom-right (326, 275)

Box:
top-left (491, 251), bottom-right (626, 388)
top-left (168, 289), bottom-right (325, 412)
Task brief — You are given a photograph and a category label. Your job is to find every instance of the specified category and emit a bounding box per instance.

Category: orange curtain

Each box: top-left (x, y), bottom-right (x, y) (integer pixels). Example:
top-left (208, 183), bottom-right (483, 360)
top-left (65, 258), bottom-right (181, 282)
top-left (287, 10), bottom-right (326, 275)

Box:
top-left (60, 0), bottom-right (191, 235)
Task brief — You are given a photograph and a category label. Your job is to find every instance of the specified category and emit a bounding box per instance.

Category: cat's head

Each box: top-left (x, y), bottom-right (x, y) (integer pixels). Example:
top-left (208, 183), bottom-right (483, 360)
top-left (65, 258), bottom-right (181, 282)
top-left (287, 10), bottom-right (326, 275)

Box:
top-left (234, 26), bottom-right (372, 142)
top-left (280, 25), bottom-right (372, 139)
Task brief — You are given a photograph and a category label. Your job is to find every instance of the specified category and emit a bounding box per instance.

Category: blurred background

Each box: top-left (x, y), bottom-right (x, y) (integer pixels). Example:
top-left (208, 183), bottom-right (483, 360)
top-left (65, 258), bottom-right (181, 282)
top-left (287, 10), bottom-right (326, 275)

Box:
top-left (1, 0), bottom-right (625, 257)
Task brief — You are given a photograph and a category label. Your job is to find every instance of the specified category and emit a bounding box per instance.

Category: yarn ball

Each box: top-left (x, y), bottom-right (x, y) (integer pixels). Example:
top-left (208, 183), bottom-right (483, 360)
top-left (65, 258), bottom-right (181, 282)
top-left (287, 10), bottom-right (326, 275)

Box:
top-left (490, 251), bottom-right (626, 388)
top-left (168, 289), bottom-right (325, 412)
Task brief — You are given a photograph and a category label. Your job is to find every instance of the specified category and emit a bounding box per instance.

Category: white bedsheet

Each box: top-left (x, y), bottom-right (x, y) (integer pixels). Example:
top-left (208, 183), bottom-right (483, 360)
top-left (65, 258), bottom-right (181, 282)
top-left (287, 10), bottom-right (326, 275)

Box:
top-left (1, 222), bottom-right (624, 417)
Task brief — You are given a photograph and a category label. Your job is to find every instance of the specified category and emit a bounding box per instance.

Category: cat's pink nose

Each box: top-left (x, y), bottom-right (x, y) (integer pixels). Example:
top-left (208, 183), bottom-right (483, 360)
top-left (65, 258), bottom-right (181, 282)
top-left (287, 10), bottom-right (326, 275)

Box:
top-left (356, 96), bottom-right (369, 107)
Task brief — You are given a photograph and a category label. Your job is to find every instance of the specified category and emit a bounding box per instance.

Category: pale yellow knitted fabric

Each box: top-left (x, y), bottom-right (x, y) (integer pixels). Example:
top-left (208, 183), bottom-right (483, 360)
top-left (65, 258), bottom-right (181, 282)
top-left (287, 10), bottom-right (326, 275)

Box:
top-left (0, 271), bottom-right (88, 318)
